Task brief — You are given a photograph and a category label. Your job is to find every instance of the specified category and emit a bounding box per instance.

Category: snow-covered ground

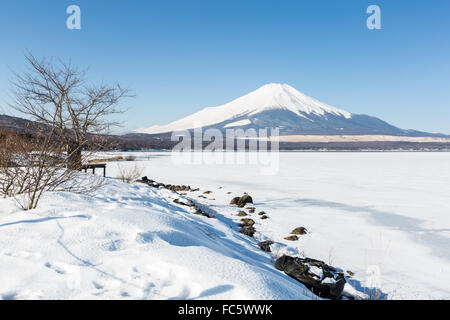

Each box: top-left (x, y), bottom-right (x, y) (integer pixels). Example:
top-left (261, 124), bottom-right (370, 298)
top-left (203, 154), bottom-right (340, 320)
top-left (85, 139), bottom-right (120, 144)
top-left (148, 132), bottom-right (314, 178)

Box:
top-left (0, 177), bottom-right (317, 300)
top-left (102, 151), bottom-right (450, 299)
top-left (1, 151), bottom-right (449, 300)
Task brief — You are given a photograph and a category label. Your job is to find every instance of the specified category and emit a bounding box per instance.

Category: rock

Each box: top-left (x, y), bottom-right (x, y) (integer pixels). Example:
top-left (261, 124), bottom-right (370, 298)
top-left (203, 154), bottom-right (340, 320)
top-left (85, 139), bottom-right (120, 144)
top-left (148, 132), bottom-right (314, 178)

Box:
top-left (257, 211), bottom-right (266, 216)
top-left (237, 211), bottom-right (248, 217)
top-left (230, 197), bottom-right (241, 205)
top-left (240, 226), bottom-right (255, 237)
top-left (230, 193), bottom-right (253, 208)
top-left (291, 227), bottom-right (308, 235)
top-left (137, 176), bottom-right (155, 185)
top-left (237, 194), bottom-right (253, 208)
top-left (346, 270), bottom-right (354, 278)
top-left (193, 208), bottom-right (210, 218)
top-left (227, 192), bottom-right (232, 194)
top-left (274, 255), bottom-right (346, 299)
top-left (173, 198), bottom-right (193, 207)
top-left (284, 235), bottom-right (298, 241)
top-left (257, 240), bottom-right (274, 252)
top-left (203, 191), bottom-right (212, 194)
top-left (248, 208), bottom-right (255, 213)
top-left (240, 218), bottom-right (255, 227)
top-left (260, 215), bottom-right (268, 219)
top-left (191, 188), bottom-right (200, 192)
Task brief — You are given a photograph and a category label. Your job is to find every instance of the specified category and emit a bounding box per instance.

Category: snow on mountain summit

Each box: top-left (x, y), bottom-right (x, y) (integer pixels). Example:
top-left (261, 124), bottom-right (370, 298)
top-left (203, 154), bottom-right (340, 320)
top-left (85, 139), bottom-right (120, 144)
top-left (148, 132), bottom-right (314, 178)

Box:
top-left (239, 83), bottom-right (352, 119)
top-left (137, 84), bottom-right (352, 134)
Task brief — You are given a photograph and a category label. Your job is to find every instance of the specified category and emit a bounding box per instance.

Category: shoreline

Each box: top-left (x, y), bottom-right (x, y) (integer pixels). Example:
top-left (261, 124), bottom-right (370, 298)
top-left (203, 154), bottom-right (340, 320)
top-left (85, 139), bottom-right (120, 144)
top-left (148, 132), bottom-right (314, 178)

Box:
top-left (137, 177), bottom-right (375, 300)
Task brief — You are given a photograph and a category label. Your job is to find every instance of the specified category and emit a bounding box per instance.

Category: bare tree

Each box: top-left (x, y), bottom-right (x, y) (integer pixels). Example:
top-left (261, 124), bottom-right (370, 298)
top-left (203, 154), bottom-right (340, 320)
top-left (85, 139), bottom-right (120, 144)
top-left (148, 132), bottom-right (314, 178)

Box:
top-left (0, 125), bottom-right (107, 210)
top-left (9, 53), bottom-right (132, 170)
top-left (0, 130), bottom-right (17, 197)
top-left (0, 54), bottom-right (129, 210)
top-left (116, 163), bottom-right (144, 184)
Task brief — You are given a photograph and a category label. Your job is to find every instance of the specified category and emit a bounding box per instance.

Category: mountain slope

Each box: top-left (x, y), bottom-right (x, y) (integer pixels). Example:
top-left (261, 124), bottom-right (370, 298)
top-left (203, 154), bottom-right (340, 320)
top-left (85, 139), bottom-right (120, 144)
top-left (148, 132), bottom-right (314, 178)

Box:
top-left (136, 83), bottom-right (437, 136)
top-left (0, 114), bottom-right (35, 133)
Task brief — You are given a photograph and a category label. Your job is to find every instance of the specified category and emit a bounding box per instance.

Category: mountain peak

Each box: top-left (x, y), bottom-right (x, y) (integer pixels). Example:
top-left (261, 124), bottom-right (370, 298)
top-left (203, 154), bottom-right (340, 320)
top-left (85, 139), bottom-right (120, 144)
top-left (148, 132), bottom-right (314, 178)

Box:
top-left (258, 83), bottom-right (291, 90)
top-left (257, 83), bottom-right (298, 92)
top-left (137, 83), bottom-right (353, 134)
top-left (245, 83), bottom-right (352, 118)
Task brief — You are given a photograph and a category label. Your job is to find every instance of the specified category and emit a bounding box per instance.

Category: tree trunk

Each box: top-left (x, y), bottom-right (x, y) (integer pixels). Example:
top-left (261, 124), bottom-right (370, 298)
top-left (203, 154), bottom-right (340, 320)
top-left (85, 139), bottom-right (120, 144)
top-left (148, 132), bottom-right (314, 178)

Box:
top-left (67, 143), bottom-right (82, 170)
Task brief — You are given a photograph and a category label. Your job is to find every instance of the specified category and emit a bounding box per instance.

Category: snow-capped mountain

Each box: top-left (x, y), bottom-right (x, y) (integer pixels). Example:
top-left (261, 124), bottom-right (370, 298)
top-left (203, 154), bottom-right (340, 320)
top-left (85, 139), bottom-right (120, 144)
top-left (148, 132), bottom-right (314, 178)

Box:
top-left (136, 83), bottom-right (429, 136)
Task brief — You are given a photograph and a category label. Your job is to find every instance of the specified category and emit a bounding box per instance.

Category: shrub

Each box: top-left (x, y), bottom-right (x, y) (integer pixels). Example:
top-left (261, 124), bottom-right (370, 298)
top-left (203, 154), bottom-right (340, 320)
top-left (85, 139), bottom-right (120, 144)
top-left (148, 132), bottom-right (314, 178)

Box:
top-left (116, 163), bottom-right (143, 183)
top-left (0, 128), bottom-right (104, 210)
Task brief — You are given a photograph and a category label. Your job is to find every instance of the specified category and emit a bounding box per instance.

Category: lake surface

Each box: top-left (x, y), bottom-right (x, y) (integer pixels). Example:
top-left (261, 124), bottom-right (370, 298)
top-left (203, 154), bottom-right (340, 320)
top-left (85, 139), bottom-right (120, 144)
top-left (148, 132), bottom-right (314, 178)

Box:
top-left (102, 151), bottom-right (450, 299)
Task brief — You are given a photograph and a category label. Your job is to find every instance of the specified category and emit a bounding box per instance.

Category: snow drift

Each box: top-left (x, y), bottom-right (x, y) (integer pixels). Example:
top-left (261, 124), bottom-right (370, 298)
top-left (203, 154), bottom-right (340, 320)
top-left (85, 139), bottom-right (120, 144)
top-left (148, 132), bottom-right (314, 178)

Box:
top-left (0, 178), bottom-right (314, 300)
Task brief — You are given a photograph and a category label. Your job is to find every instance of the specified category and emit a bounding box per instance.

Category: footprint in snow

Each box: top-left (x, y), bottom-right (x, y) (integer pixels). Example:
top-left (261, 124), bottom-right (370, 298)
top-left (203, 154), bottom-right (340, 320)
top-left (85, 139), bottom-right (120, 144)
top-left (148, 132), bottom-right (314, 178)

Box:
top-left (1, 291), bottom-right (18, 300)
top-left (44, 262), bottom-right (67, 275)
top-left (92, 281), bottom-right (104, 290)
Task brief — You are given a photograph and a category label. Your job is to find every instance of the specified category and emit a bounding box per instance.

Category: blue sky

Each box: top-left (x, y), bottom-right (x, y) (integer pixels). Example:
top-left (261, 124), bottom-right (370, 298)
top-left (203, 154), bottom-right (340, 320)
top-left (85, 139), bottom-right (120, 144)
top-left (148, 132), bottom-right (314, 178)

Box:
top-left (0, 0), bottom-right (449, 134)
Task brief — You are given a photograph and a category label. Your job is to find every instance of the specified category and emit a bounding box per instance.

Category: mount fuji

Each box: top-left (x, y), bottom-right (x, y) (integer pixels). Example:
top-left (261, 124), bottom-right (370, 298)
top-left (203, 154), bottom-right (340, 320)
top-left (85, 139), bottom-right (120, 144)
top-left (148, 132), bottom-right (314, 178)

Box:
top-left (136, 83), bottom-right (437, 137)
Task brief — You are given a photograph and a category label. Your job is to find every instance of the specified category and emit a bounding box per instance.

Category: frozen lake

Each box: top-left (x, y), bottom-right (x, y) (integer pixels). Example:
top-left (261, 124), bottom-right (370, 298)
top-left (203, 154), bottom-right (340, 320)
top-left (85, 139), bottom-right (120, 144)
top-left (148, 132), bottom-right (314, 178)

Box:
top-left (104, 151), bottom-right (450, 299)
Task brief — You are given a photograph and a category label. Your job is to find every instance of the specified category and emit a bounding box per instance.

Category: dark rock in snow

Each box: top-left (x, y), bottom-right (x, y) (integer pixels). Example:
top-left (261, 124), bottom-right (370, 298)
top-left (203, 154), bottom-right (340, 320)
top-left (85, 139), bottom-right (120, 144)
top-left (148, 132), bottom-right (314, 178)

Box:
top-left (257, 240), bottom-right (274, 252)
top-left (257, 211), bottom-right (266, 216)
top-left (237, 211), bottom-right (248, 217)
top-left (275, 255), bottom-right (346, 299)
top-left (237, 194), bottom-right (253, 208)
top-left (193, 208), bottom-right (209, 217)
top-left (284, 235), bottom-right (298, 241)
top-left (240, 226), bottom-right (256, 237)
top-left (137, 178), bottom-right (200, 194)
top-left (137, 176), bottom-right (155, 185)
top-left (260, 215), bottom-right (268, 220)
top-left (230, 197), bottom-right (241, 205)
top-left (173, 198), bottom-right (194, 207)
top-left (291, 227), bottom-right (308, 235)
top-left (239, 218), bottom-right (255, 227)
top-left (230, 194), bottom-right (253, 207)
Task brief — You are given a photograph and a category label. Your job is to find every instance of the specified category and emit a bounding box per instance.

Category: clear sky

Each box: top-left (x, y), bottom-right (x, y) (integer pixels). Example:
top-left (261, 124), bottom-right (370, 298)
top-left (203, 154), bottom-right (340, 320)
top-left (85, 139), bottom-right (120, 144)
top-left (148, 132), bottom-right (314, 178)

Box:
top-left (0, 0), bottom-right (449, 134)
